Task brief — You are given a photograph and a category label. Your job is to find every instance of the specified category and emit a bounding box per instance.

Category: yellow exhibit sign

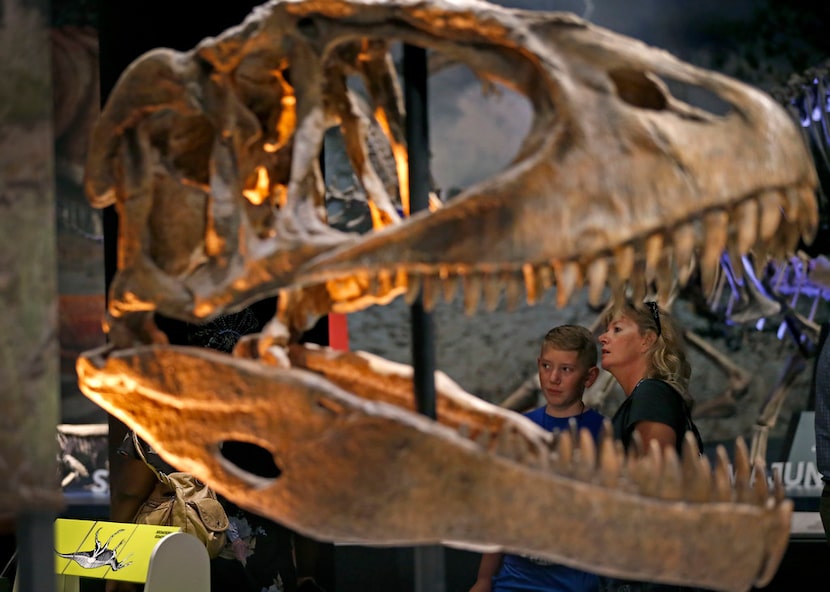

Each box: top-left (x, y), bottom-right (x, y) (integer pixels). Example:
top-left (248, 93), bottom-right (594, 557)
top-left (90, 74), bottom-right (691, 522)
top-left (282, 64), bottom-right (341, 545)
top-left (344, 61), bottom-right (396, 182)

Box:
top-left (54, 519), bottom-right (180, 583)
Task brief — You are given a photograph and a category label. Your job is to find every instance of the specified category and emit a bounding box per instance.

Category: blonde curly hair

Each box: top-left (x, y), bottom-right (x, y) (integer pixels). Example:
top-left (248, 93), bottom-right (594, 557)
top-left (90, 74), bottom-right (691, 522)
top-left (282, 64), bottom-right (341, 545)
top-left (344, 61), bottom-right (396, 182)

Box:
top-left (603, 299), bottom-right (693, 409)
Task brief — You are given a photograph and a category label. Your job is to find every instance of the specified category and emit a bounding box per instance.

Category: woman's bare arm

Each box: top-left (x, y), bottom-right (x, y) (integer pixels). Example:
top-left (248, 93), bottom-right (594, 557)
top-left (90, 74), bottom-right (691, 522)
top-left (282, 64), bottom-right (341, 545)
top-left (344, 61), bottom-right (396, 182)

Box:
top-left (633, 420), bottom-right (677, 455)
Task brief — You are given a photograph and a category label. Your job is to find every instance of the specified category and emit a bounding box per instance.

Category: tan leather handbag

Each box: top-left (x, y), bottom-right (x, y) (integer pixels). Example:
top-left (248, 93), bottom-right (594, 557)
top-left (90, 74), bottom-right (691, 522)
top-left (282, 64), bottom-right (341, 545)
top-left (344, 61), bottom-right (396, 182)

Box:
top-left (131, 432), bottom-right (229, 558)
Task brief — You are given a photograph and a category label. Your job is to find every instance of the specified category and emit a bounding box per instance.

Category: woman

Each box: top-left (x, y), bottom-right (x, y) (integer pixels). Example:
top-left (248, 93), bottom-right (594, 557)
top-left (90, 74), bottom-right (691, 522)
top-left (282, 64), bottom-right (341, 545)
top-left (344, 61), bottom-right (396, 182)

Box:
top-left (598, 299), bottom-right (702, 457)
top-left (597, 299), bottom-right (704, 592)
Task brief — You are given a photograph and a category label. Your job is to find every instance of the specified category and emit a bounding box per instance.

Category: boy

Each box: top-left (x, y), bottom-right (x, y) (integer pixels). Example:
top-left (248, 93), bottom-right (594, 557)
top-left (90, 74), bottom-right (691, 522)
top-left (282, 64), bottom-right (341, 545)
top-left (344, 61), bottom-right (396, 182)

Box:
top-left (468, 324), bottom-right (603, 592)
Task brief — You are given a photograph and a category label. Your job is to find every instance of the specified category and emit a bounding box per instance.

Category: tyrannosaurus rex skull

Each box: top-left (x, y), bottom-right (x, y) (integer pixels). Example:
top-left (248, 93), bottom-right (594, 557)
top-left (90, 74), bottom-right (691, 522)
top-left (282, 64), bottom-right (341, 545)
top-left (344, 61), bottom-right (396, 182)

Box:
top-left (78, 1), bottom-right (817, 590)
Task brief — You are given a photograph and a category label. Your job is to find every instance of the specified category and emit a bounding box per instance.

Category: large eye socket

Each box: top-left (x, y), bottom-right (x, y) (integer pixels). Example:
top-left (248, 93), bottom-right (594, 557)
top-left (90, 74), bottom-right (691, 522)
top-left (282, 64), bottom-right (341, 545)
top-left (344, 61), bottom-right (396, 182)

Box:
top-left (608, 67), bottom-right (733, 116)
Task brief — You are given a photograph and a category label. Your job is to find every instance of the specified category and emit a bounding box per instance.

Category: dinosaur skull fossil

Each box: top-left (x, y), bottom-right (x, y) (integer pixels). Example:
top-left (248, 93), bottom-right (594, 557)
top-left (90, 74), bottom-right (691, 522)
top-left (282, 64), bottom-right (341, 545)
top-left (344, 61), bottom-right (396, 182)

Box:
top-left (78, 1), bottom-right (818, 590)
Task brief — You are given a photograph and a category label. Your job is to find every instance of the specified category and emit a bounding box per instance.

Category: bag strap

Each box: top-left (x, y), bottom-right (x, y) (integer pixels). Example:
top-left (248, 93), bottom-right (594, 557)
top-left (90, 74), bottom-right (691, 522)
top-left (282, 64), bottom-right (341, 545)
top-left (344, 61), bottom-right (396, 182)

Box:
top-left (132, 431), bottom-right (166, 483)
top-left (684, 410), bottom-right (705, 455)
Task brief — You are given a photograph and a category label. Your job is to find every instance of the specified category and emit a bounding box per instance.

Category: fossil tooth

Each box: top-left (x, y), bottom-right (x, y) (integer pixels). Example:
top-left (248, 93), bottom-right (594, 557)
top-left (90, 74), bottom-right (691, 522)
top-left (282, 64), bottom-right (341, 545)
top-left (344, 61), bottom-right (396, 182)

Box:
top-left (780, 185), bottom-right (800, 223)
top-left (751, 459), bottom-right (770, 506)
top-left (597, 424), bottom-right (622, 488)
top-left (613, 244), bottom-right (635, 283)
top-left (772, 464), bottom-right (786, 504)
top-left (437, 265), bottom-right (459, 303)
top-left (522, 263), bottom-right (539, 305)
top-left (404, 271), bottom-right (422, 305)
top-left (682, 436), bottom-right (711, 503)
top-left (535, 263), bottom-right (554, 294)
top-left (483, 272), bottom-right (502, 312)
top-left (724, 251), bottom-right (744, 289)
top-left (768, 220), bottom-right (801, 260)
top-left (377, 268), bottom-right (394, 295)
top-left (441, 273), bottom-right (459, 304)
top-left (713, 444), bottom-right (734, 503)
top-left (657, 446), bottom-right (683, 501)
top-left (393, 267), bottom-right (408, 293)
top-left (626, 446), bottom-right (649, 497)
top-left (585, 258), bottom-right (608, 307)
top-left (672, 223), bottom-right (696, 286)
top-left (554, 261), bottom-right (581, 308)
top-left (681, 429), bottom-right (701, 459)
top-left (573, 427), bottom-right (596, 482)
top-left (367, 272), bottom-right (380, 297)
top-left (643, 233), bottom-right (664, 284)
top-left (567, 417), bottom-right (579, 443)
top-left (503, 271), bottom-right (523, 312)
top-left (628, 430), bottom-right (645, 459)
top-left (621, 431), bottom-right (643, 484)
top-left (701, 210), bottom-right (729, 297)
top-left (733, 198), bottom-right (759, 256)
top-left (795, 184), bottom-right (819, 243)
top-left (462, 273), bottom-right (482, 316)
top-left (553, 428), bottom-right (574, 473)
top-left (495, 423), bottom-right (519, 460)
top-left (639, 439), bottom-right (663, 498)
top-left (757, 190), bottom-right (783, 242)
top-left (421, 273), bottom-right (441, 311)
top-left (733, 438), bottom-right (752, 504)
top-left (522, 430), bottom-right (550, 470)
top-left (749, 246), bottom-right (772, 281)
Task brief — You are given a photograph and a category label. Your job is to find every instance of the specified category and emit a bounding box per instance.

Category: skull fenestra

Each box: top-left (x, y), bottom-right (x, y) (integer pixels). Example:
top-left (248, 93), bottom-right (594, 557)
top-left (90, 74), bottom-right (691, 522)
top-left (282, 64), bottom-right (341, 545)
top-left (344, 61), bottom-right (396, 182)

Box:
top-left (77, 1), bottom-right (818, 591)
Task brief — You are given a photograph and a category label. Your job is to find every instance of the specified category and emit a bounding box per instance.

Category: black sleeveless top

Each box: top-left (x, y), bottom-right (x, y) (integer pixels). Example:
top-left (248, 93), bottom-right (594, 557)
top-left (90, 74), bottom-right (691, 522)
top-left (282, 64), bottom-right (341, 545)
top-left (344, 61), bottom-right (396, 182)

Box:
top-left (611, 378), bottom-right (703, 455)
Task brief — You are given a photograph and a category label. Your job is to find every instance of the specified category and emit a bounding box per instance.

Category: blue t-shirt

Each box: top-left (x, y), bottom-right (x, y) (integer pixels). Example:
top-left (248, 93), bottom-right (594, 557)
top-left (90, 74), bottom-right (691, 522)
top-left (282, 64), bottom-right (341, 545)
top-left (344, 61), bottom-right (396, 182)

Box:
top-left (524, 406), bottom-right (605, 440)
top-left (491, 407), bottom-right (604, 592)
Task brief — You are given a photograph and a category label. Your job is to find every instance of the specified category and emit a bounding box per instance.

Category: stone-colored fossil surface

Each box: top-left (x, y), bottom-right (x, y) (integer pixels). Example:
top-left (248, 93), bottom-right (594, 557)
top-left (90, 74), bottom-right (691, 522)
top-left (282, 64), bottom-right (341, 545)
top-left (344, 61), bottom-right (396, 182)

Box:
top-left (78, 1), bottom-right (818, 590)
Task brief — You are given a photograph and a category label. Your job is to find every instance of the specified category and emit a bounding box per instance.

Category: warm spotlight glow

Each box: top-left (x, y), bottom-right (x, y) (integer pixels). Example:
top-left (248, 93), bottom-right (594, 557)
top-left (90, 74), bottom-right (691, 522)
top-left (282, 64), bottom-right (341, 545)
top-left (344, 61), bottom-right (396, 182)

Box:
top-left (243, 166), bottom-right (271, 205)
top-left (374, 107), bottom-right (410, 216)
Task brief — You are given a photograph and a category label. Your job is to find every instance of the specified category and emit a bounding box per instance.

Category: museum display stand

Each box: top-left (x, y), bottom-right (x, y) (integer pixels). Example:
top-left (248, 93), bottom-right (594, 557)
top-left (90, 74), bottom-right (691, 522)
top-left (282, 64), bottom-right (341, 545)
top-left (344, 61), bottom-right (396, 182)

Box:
top-left (50, 520), bottom-right (208, 592)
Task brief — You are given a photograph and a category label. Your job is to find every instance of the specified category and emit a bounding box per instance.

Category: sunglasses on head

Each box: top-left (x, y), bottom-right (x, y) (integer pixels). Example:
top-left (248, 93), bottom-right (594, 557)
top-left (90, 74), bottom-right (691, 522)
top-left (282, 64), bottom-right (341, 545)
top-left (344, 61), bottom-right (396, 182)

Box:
top-left (645, 301), bottom-right (662, 337)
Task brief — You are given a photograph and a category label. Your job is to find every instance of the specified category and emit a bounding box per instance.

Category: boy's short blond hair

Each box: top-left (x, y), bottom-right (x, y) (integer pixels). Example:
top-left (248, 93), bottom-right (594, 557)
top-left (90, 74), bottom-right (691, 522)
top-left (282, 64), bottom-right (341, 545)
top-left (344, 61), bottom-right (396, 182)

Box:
top-left (542, 324), bottom-right (597, 369)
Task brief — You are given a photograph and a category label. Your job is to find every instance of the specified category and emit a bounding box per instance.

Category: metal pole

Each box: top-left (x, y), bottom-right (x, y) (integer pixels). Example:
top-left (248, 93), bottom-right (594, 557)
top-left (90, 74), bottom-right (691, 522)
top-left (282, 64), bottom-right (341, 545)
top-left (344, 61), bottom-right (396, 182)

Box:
top-left (403, 43), bottom-right (446, 592)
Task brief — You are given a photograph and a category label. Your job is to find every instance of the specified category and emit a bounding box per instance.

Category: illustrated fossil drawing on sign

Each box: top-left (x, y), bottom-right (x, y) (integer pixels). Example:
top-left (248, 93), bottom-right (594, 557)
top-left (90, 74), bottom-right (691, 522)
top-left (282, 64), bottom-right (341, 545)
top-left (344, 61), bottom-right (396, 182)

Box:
top-left (56, 528), bottom-right (133, 572)
top-left (76, 1), bottom-right (819, 591)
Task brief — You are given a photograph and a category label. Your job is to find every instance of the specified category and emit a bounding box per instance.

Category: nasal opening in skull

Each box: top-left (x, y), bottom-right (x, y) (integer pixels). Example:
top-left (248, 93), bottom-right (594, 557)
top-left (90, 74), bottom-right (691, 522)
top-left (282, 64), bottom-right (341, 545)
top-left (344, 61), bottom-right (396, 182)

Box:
top-left (610, 68), bottom-right (733, 116)
top-left (609, 68), bottom-right (668, 110)
top-left (219, 439), bottom-right (282, 480)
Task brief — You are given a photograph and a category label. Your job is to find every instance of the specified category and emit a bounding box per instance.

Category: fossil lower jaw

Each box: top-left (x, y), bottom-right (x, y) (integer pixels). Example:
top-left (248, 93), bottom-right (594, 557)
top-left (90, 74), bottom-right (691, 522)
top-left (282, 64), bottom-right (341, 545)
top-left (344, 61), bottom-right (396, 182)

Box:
top-left (77, 342), bottom-right (791, 592)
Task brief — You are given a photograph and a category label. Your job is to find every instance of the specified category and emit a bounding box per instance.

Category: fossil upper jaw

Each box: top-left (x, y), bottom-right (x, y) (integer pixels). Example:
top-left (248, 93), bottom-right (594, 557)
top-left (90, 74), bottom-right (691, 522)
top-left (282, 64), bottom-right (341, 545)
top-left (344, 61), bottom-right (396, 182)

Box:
top-left (83, 0), bottom-right (817, 334)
